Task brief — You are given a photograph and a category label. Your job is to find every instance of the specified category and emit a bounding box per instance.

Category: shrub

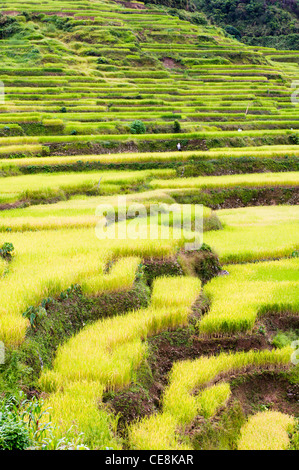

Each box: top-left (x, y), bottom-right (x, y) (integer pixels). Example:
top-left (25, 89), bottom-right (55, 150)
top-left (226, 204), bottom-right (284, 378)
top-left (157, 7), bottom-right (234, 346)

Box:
top-left (130, 120), bottom-right (146, 135)
top-left (0, 15), bottom-right (23, 39)
top-left (0, 393), bottom-right (87, 450)
top-left (225, 25), bottom-right (242, 41)
top-left (0, 416), bottom-right (31, 450)
top-left (179, 244), bottom-right (221, 283)
top-left (0, 396), bottom-right (31, 450)
top-left (272, 330), bottom-right (299, 349)
top-left (289, 134), bottom-right (299, 145)
top-left (0, 242), bottom-right (14, 260)
top-left (142, 257), bottom-right (184, 286)
top-left (97, 56), bottom-right (109, 64)
top-left (173, 120), bottom-right (181, 133)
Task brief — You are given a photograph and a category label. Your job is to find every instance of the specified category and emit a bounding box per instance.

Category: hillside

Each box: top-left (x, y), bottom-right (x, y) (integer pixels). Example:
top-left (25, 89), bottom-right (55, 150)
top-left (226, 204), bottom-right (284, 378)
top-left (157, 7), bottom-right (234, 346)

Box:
top-left (146, 0), bottom-right (299, 50)
top-left (192, 0), bottom-right (299, 49)
top-left (0, 0), bottom-right (298, 453)
top-left (0, 0), bottom-right (299, 167)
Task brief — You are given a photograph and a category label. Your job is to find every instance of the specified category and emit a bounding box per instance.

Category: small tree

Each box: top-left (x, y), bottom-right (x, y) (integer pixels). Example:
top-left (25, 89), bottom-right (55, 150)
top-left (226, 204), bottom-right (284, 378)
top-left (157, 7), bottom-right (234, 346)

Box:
top-left (130, 120), bottom-right (146, 134)
top-left (173, 120), bottom-right (181, 133)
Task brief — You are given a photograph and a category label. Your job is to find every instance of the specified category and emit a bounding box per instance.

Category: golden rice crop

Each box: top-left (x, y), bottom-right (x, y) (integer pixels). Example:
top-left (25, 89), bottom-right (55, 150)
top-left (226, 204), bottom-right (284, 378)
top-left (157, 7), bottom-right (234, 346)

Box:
top-left (238, 411), bottom-right (295, 450)
top-left (44, 381), bottom-right (121, 450)
top-left (40, 276), bottom-right (201, 391)
top-left (0, 258), bottom-right (7, 278)
top-left (40, 275), bottom-right (201, 448)
top-left (150, 172), bottom-right (299, 190)
top-left (200, 258), bottom-right (299, 336)
top-left (204, 205), bottom-right (299, 263)
top-left (129, 347), bottom-right (291, 450)
top-left (0, 229), bottom-right (147, 347)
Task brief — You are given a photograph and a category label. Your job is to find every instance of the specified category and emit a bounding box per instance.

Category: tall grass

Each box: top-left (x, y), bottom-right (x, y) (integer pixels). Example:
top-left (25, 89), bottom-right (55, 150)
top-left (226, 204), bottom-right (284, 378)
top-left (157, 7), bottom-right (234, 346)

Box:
top-left (44, 381), bottom-right (121, 450)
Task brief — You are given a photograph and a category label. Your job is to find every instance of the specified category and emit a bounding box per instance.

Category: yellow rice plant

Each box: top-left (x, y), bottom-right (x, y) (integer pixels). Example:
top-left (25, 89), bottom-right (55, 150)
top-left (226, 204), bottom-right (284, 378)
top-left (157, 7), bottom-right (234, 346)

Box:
top-left (0, 220), bottom-right (185, 347)
top-left (0, 229), bottom-right (146, 347)
top-left (40, 276), bottom-right (201, 391)
top-left (204, 205), bottom-right (299, 263)
top-left (0, 258), bottom-right (7, 278)
top-left (0, 144), bottom-right (43, 155)
top-left (81, 256), bottom-right (140, 295)
top-left (200, 258), bottom-right (299, 335)
top-left (0, 169), bottom-right (175, 203)
top-left (39, 276), bottom-right (201, 447)
top-left (0, 215), bottom-right (100, 232)
top-left (198, 382), bottom-right (231, 419)
top-left (151, 276), bottom-right (202, 309)
top-left (129, 413), bottom-right (191, 451)
top-left (129, 347), bottom-right (291, 450)
top-left (44, 381), bottom-right (121, 450)
top-left (238, 411), bottom-right (295, 450)
top-left (2, 145), bottom-right (299, 168)
top-left (150, 171), bottom-right (299, 190)
top-left (163, 348), bottom-right (292, 425)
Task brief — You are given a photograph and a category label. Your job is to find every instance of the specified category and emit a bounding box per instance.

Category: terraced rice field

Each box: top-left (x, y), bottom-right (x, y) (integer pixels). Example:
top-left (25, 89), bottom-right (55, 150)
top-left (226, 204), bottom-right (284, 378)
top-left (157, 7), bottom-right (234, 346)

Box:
top-left (0, 0), bottom-right (298, 453)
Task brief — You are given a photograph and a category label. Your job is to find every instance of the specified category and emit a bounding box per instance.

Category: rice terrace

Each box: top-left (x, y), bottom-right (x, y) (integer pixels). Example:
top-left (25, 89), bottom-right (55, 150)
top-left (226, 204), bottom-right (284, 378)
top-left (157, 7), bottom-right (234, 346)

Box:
top-left (0, 0), bottom-right (298, 454)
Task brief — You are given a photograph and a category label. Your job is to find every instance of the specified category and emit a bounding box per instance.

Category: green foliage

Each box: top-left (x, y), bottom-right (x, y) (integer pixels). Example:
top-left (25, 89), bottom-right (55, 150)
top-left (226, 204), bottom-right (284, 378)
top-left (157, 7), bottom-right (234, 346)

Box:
top-left (22, 305), bottom-right (47, 328)
top-left (0, 242), bottom-right (14, 260)
top-left (245, 32), bottom-right (299, 50)
top-left (173, 120), bottom-right (181, 133)
top-left (142, 258), bottom-right (184, 286)
top-left (193, 0), bottom-right (299, 48)
top-left (130, 120), bottom-right (146, 135)
top-left (144, 0), bottom-right (196, 12)
top-left (272, 330), bottom-right (299, 349)
top-left (0, 408), bottom-right (31, 450)
top-left (42, 15), bottom-right (74, 32)
top-left (97, 56), bottom-right (109, 64)
top-left (0, 392), bottom-right (88, 450)
top-left (168, 7), bottom-right (208, 25)
top-left (289, 134), bottom-right (299, 145)
top-left (179, 244), bottom-right (222, 283)
top-left (289, 419), bottom-right (299, 450)
top-left (0, 392), bottom-right (50, 450)
top-left (0, 14), bottom-right (23, 39)
top-left (192, 401), bottom-right (246, 450)
top-left (225, 25), bottom-right (241, 41)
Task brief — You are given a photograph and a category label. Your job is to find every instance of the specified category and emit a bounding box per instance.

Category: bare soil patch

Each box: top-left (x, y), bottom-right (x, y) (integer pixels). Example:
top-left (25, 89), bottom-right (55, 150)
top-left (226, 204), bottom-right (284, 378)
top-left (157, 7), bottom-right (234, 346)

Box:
top-left (113, 1), bottom-right (146, 9)
top-left (106, 326), bottom-right (271, 432)
top-left (162, 57), bottom-right (184, 69)
top-left (231, 372), bottom-right (299, 417)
